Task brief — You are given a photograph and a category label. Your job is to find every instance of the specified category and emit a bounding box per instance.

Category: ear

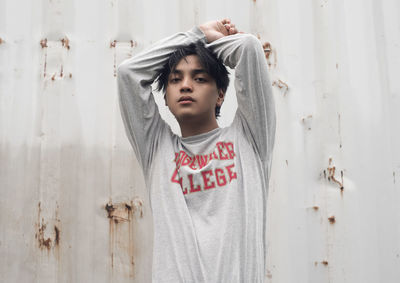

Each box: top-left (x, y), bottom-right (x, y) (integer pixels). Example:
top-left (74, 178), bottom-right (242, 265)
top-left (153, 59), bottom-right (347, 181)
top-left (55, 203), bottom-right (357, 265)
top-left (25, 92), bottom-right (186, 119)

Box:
top-left (216, 89), bottom-right (225, 107)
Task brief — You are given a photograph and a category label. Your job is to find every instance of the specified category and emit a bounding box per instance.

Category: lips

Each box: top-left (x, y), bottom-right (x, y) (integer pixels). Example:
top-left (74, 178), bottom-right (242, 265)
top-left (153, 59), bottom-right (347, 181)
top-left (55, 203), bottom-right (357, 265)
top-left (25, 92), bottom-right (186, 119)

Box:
top-left (178, 96), bottom-right (195, 103)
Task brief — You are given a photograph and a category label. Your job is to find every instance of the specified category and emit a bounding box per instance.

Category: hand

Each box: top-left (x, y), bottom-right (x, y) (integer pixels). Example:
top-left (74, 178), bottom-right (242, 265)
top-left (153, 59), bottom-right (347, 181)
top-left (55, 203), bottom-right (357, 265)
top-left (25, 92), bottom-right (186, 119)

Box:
top-left (199, 18), bottom-right (239, 43)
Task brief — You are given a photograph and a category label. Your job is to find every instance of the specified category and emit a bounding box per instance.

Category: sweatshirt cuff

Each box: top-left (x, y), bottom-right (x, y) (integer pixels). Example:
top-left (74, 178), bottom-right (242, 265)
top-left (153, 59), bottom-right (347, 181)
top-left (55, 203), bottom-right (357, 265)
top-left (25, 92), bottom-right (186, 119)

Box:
top-left (189, 26), bottom-right (207, 43)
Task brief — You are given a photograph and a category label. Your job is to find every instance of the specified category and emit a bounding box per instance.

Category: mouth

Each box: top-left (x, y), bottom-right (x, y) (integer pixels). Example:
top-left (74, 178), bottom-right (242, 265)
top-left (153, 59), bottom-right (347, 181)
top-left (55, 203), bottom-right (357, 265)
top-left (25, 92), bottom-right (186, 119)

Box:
top-left (178, 96), bottom-right (195, 104)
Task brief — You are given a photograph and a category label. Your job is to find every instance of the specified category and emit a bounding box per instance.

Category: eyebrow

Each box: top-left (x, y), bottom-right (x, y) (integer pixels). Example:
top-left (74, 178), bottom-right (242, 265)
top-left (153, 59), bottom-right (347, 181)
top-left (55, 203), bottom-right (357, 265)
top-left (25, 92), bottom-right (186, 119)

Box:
top-left (170, 69), bottom-right (208, 76)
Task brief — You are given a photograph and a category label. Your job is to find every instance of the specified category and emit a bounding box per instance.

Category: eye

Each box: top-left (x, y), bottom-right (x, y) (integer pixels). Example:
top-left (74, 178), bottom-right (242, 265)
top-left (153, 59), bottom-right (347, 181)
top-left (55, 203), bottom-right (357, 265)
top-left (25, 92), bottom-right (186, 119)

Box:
top-left (170, 77), bottom-right (180, 83)
top-left (195, 77), bottom-right (206, 83)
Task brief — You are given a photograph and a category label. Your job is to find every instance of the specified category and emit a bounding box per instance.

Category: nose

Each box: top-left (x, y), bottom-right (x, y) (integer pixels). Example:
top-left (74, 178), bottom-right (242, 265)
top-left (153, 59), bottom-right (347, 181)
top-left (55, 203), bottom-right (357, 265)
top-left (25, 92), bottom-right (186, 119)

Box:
top-left (180, 77), bottom-right (193, 93)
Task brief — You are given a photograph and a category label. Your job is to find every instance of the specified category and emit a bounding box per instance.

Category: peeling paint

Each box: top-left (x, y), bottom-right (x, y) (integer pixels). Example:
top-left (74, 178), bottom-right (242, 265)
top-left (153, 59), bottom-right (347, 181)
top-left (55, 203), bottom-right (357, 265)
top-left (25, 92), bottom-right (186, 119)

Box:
top-left (272, 79), bottom-right (289, 96)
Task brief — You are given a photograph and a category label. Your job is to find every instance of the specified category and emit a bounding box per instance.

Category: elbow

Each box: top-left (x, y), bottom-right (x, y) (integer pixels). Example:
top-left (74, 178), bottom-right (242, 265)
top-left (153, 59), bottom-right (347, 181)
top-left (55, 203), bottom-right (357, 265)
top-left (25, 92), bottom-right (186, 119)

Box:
top-left (240, 34), bottom-right (264, 55)
top-left (117, 61), bottom-right (130, 78)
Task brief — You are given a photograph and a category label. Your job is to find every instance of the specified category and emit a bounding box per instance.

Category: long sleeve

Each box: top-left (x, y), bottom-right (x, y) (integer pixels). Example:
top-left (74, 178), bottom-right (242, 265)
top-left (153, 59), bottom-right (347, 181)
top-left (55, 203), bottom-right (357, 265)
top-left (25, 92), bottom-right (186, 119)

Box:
top-left (207, 34), bottom-right (276, 166)
top-left (117, 27), bottom-right (207, 174)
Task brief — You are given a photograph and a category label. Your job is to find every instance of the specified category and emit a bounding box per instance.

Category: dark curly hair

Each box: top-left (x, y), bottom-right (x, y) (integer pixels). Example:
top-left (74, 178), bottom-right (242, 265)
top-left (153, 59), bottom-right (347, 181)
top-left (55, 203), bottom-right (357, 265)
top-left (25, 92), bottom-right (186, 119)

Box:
top-left (155, 41), bottom-right (230, 117)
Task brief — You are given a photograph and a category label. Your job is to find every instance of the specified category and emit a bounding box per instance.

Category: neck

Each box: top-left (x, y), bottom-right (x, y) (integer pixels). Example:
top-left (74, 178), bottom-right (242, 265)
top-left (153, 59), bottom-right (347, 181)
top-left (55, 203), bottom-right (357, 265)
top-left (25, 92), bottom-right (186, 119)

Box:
top-left (179, 116), bottom-right (219, 138)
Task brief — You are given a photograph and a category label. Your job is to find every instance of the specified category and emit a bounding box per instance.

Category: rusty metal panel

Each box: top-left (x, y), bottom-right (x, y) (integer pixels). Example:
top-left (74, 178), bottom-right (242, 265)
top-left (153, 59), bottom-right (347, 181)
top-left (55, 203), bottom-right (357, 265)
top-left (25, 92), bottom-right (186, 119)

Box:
top-left (0, 0), bottom-right (399, 282)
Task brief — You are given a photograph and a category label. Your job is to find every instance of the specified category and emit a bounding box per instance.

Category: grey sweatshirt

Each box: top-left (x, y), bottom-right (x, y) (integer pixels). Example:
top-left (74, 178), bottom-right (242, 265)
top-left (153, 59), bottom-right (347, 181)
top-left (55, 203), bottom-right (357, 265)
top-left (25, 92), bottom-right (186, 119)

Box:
top-left (117, 27), bottom-right (276, 282)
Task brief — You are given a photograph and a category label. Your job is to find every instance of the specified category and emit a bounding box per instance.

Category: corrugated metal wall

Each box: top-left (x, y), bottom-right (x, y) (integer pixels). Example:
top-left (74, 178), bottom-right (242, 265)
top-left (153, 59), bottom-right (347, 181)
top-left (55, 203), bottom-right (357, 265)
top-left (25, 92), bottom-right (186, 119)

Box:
top-left (1, 0), bottom-right (399, 282)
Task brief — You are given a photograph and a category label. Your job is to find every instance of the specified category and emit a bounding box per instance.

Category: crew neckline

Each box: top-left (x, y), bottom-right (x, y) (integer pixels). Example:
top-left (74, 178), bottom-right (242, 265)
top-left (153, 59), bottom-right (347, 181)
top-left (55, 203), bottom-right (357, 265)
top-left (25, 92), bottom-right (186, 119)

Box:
top-left (181, 127), bottom-right (221, 144)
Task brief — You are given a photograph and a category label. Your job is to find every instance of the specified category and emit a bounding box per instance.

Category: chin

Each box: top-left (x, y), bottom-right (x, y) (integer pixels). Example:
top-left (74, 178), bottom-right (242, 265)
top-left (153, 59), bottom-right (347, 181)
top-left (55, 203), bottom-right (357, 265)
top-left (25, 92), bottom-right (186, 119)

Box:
top-left (174, 111), bottom-right (197, 122)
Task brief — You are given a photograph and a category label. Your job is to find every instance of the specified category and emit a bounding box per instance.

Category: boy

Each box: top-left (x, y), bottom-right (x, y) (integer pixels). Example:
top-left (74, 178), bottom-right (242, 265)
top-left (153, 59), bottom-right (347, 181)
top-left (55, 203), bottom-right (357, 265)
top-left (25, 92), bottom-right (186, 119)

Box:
top-left (117, 19), bottom-right (276, 282)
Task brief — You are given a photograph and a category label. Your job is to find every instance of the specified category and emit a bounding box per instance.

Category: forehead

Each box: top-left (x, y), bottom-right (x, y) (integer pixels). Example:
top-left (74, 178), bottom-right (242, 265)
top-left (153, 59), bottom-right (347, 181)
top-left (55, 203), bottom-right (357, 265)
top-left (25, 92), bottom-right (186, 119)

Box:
top-left (173, 55), bottom-right (204, 71)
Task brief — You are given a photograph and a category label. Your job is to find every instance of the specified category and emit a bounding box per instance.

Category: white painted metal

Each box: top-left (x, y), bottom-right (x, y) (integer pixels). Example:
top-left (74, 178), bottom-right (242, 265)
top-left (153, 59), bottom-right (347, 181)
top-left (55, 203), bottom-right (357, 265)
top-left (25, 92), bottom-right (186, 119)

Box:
top-left (1, 0), bottom-right (399, 282)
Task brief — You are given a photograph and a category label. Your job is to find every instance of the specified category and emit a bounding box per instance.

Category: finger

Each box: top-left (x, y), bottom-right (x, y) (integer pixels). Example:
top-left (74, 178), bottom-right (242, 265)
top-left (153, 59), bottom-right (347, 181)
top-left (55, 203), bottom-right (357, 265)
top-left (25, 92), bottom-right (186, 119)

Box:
top-left (229, 27), bottom-right (237, 35)
top-left (224, 23), bottom-right (231, 31)
top-left (221, 18), bottom-right (231, 24)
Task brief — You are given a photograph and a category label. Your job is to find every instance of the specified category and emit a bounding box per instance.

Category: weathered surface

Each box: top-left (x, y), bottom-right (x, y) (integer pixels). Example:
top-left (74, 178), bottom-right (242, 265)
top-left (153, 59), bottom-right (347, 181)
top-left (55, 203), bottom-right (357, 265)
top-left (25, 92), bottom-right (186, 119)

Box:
top-left (0, 0), bottom-right (399, 282)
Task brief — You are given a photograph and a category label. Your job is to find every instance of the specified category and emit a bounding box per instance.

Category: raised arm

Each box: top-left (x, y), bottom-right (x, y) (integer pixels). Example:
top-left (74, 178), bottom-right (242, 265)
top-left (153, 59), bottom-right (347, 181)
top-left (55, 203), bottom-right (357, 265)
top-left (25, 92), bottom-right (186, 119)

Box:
top-left (202, 21), bottom-right (276, 165)
top-left (117, 28), bottom-right (206, 173)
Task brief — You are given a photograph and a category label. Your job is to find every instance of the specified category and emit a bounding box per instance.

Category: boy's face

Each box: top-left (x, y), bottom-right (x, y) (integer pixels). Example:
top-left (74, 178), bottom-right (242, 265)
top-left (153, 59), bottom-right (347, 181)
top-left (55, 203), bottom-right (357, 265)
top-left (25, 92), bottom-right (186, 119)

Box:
top-left (165, 55), bottom-right (224, 123)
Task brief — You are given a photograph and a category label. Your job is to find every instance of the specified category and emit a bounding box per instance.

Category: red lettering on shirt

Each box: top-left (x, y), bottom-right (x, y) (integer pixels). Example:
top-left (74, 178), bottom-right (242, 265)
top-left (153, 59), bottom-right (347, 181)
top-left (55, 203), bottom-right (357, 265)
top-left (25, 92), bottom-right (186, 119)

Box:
top-left (170, 141), bottom-right (237, 195)
top-left (181, 154), bottom-right (191, 166)
top-left (188, 157), bottom-right (197, 170)
top-left (188, 174), bottom-right (201, 193)
top-left (171, 168), bottom-right (186, 194)
top-left (215, 168), bottom-right (227, 187)
top-left (196, 154), bottom-right (209, 169)
top-left (216, 142), bottom-right (229, 160)
top-left (201, 170), bottom-right (215, 190)
top-left (225, 164), bottom-right (237, 182)
top-left (225, 142), bottom-right (236, 159)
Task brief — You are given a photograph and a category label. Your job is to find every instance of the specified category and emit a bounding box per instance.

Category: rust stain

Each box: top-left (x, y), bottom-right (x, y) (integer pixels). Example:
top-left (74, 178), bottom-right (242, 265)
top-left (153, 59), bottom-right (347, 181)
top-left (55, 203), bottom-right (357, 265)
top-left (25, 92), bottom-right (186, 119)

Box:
top-left (338, 113), bottom-right (342, 148)
top-left (266, 269), bottom-right (272, 279)
top-left (35, 201), bottom-right (62, 252)
top-left (51, 73), bottom-right (56, 81)
top-left (43, 52), bottom-right (47, 78)
top-left (61, 37), bottom-right (70, 50)
top-left (40, 38), bottom-right (48, 48)
top-left (325, 158), bottom-right (344, 191)
top-left (313, 206), bottom-right (319, 211)
top-left (106, 198), bottom-right (144, 276)
top-left (301, 115), bottom-right (313, 130)
top-left (321, 260), bottom-right (329, 266)
top-left (328, 216), bottom-right (336, 224)
top-left (69, 73), bottom-right (72, 78)
top-left (272, 79), bottom-right (289, 96)
top-left (54, 225), bottom-right (60, 246)
top-left (60, 65), bottom-right (63, 78)
top-left (285, 160), bottom-right (288, 166)
top-left (114, 50), bottom-right (117, 77)
top-left (262, 41), bottom-right (277, 68)
top-left (263, 42), bottom-right (271, 59)
top-left (36, 202), bottom-right (52, 251)
top-left (0, 37), bottom-right (4, 44)
top-left (110, 40), bottom-right (117, 48)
